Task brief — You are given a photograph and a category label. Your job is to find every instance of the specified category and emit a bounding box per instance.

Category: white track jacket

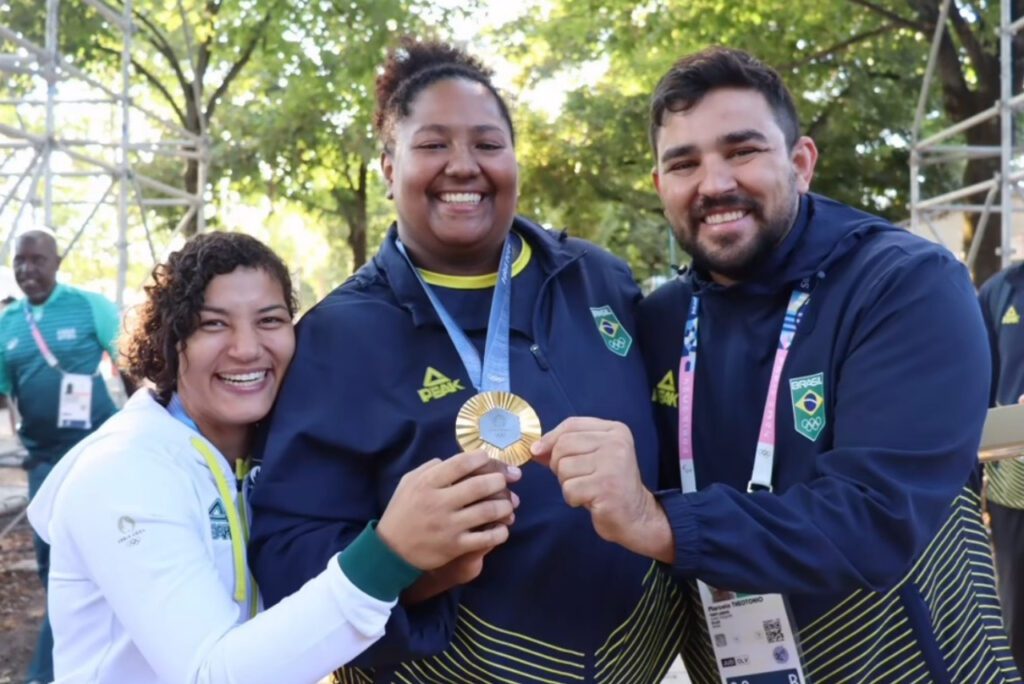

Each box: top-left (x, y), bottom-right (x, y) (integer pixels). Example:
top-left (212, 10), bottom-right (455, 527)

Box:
top-left (28, 389), bottom-right (395, 684)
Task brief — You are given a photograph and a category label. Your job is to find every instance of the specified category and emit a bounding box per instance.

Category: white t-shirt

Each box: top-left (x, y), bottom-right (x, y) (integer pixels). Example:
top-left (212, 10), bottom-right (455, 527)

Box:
top-left (29, 389), bottom-right (394, 684)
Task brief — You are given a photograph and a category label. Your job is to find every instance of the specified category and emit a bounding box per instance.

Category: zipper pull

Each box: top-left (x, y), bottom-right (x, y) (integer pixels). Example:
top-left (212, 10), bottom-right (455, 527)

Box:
top-left (530, 343), bottom-right (550, 370)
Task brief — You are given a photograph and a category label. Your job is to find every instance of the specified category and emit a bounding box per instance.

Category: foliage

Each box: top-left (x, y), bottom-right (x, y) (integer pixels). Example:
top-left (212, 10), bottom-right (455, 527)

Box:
top-left (218, 0), bottom-right (453, 273)
top-left (2, 0), bottom-right (1018, 288)
top-left (500, 0), bottom-right (1006, 282)
top-left (0, 0), bottom-right (455, 296)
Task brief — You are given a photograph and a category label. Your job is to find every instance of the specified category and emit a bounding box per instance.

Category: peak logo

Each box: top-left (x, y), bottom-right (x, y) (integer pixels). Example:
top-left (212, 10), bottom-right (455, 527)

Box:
top-left (418, 367), bottom-right (466, 404)
top-left (651, 370), bottom-right (678, 408)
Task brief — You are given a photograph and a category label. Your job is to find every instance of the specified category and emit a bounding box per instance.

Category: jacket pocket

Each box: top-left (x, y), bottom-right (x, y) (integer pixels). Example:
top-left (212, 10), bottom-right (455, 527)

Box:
top-left (899, 583), bottom-right (952, 684)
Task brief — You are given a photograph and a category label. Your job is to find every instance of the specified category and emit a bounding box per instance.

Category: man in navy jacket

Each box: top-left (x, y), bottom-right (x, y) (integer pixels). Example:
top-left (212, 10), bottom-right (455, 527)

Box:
top-left (979, 262), bottom-right (1024, 672)
top-left (533, 47), bottom-right (1018, 683)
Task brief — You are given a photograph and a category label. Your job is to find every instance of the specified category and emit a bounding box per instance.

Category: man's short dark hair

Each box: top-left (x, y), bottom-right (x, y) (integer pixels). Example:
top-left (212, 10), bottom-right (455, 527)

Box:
top-left (649, 47), bottom-right (801, 155)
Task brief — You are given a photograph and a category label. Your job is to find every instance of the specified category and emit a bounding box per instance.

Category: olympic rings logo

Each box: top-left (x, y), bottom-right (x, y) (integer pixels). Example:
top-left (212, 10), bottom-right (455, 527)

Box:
top-left (800, 416), bottom-right (824, 432)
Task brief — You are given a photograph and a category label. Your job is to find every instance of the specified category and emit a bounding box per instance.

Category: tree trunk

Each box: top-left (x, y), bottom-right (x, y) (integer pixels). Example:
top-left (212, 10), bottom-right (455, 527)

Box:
top-left (343, 161), bottom-right (369, 268)
top-left (183, 155), bottom-right (200, 236)
top-left (180, 74), bottom-right (203, 236)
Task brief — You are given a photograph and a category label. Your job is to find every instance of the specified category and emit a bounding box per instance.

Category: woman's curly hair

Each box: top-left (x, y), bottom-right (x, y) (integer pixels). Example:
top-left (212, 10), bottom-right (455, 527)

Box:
top-left (123, 232), bottom-right (296, 403)
top-left (374, 37), bottom-right (515, 152)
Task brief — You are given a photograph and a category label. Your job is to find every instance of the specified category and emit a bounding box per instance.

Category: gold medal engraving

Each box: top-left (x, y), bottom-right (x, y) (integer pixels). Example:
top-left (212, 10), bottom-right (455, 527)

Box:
top-left (455, 391), bottom-right (541, 466)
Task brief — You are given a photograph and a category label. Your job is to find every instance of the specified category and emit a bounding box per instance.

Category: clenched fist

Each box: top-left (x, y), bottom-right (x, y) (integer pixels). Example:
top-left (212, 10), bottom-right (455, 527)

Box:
top-left (530, 417), bottom-right (674, 564)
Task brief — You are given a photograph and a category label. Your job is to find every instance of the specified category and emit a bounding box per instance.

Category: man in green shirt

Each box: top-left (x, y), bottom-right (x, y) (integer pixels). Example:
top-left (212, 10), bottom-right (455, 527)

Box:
top-left (1, 229), bottom-right (125, 684)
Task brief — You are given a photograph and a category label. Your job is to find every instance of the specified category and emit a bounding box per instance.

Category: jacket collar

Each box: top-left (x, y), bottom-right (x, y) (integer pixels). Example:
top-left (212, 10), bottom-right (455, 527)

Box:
top-left (22, 282), bottom-right (68, 313)
top-left (1006, 262), bottom-right (1024, 290)
top-left (373, 216), bottom-right (576, 333)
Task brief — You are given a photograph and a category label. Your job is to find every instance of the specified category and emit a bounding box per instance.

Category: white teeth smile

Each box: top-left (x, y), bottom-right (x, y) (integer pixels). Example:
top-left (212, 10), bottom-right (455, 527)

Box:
top-left (704, 210), bottom-right (747, 225)
top-left (439, 192), bottom-right (483, 204)
top-left (218, 370), bottom-right (267, 387)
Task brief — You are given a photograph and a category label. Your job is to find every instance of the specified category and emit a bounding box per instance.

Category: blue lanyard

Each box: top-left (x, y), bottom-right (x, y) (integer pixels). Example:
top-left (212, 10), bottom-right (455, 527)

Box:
top-left (167, 393), bottom-right (199, 432)
top-left (168, 393), bottom-right (252, 481)
top-left (395, 234), bottom-right (518, 393)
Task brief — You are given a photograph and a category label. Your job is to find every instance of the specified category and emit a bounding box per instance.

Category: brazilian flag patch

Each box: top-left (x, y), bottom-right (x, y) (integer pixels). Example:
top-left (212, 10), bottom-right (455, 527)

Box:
top-left (789, 372), bottom-right (826, 441)
top-left (590, 306), bottom-right (633, 357)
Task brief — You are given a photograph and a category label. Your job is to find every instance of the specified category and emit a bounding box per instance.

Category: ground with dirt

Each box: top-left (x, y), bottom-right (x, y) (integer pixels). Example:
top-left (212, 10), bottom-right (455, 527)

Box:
top-left (0, 423), bottom-right (41, 684)
top-left (0, 517), bottom-right (42, 684)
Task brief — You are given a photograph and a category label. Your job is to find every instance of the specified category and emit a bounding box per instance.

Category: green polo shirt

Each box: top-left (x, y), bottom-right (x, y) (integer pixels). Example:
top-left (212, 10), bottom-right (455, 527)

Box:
top-left (0, 284), bottom-right (121, 464)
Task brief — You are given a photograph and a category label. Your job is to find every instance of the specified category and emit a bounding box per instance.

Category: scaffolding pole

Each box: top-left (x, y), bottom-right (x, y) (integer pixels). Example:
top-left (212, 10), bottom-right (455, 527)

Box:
top-left (910, 0), bottom-right (1022, 270)
top-left (0, 0), bottom-right (209, 305)
top-left (117, 0), bottom-right (131, 309)
top-left (1001, 0), bottom-right (1014, 267)
top-left (44, 0), bottom-right (57, 229)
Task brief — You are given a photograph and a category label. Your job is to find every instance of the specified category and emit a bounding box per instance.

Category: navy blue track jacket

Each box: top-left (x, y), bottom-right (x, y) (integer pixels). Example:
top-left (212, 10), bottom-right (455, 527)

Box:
top-left (978, 263), bottom-right (1024, 509)
top-left (640, 194), bottom-right (1017, 683)
top-left (250, 218), bottom-right (683, 683)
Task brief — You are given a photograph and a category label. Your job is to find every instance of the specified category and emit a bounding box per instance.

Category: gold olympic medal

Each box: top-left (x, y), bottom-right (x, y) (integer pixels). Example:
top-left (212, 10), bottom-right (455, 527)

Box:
top-left (455, 391), bottom-right (542, 466)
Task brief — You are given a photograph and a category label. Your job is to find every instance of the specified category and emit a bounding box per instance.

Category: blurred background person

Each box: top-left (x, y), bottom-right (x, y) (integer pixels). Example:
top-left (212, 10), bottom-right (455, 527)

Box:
top-left (979, 261), bottom-right (1024, 672)
top-left (1, 228), bottom-right (127, 684)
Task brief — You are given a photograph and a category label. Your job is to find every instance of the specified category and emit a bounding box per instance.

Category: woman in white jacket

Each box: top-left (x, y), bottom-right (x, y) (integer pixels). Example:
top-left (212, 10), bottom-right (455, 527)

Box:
top-left (28, 232), bottom-right (518, 684)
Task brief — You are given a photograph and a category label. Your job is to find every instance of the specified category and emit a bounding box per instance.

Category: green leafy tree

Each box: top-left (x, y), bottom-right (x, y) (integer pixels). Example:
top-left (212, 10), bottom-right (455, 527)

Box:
top-left (2, 0), bottom-right (459, 280)
top-left (220, 0), bottom-right (453, 271)
top-left (503, 0), bottom-right (1015, 283)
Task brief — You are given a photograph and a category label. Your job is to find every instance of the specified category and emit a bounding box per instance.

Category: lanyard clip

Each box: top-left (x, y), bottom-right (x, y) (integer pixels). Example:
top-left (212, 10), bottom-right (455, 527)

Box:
top-left (746, 481), bottom-right (773, 493)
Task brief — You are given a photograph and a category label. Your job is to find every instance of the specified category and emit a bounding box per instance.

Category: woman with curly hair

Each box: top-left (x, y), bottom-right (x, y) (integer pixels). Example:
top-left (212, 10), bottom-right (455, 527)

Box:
top-left (27, 231), bottom-right (518, 684)
top-left (250, 39), bottom-right (683, 683)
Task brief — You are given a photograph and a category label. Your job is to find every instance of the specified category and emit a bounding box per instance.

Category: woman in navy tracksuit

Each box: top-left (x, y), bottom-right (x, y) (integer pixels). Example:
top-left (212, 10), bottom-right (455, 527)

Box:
top-left (249, 39), bottom-right (682, 684)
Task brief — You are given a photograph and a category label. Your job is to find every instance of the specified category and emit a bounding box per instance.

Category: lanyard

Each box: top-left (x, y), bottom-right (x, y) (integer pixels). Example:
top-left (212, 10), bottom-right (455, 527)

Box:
top-left (168, 394), bottom-right (257, 618)
top-left (678, 289), bottom-right (811, 494)
top-left (23, 302), bottom-right (61, 369)
top-left (395, 233), bottom-right (518, 393)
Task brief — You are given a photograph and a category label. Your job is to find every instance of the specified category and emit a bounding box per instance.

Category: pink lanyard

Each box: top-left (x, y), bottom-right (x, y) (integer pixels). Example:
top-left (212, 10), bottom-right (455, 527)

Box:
top-left (677, 289), bottom-right (811, 494)
top-left (23, 303), bottom-right (61, 369)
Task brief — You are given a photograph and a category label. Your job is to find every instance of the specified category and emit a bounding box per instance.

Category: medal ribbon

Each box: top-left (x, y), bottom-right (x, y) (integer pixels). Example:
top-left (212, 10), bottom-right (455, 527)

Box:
top-left (677, 289), bottom-right (811, 494)
top-left (23, 302), bottom-right (61, 369)
top-left (396, 233), bottom-right (517, 393)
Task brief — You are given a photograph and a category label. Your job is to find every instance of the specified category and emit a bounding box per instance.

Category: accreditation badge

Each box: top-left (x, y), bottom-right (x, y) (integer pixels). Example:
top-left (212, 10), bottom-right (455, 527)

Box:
top-left (455, 391), bottom-right (541, 466)
top-left (57, 373), bottom-right (93, 429)
top-left (697, 580), bottom-right (807, 684)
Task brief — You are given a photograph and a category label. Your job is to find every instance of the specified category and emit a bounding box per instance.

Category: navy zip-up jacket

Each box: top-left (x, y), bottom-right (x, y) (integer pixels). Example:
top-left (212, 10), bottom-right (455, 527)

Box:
top-left (250, 218), bottom-right (682, 683)
top-left (978, 264), bottom-right (1024, 508)
top-left (640, 194), bottom-right (1017, 683)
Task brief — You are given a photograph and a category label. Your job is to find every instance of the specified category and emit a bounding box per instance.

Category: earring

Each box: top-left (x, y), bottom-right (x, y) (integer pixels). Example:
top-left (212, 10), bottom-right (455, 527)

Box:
top-left (386, 189), bottom-right (394, 200)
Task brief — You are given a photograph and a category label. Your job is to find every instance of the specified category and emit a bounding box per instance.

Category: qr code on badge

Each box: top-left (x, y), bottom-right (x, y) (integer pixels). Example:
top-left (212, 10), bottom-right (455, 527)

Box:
top-left (764, 618), bottom-right (785, 644)
top-left (714, 633), bottom-right (727, 648)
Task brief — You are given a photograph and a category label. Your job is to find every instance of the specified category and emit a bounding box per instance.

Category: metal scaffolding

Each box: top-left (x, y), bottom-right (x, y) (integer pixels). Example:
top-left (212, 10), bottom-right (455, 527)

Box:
top-left (0, 0), bottom-right (208, 307)
top-left (910, 0), bottom-right (1022, 272)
